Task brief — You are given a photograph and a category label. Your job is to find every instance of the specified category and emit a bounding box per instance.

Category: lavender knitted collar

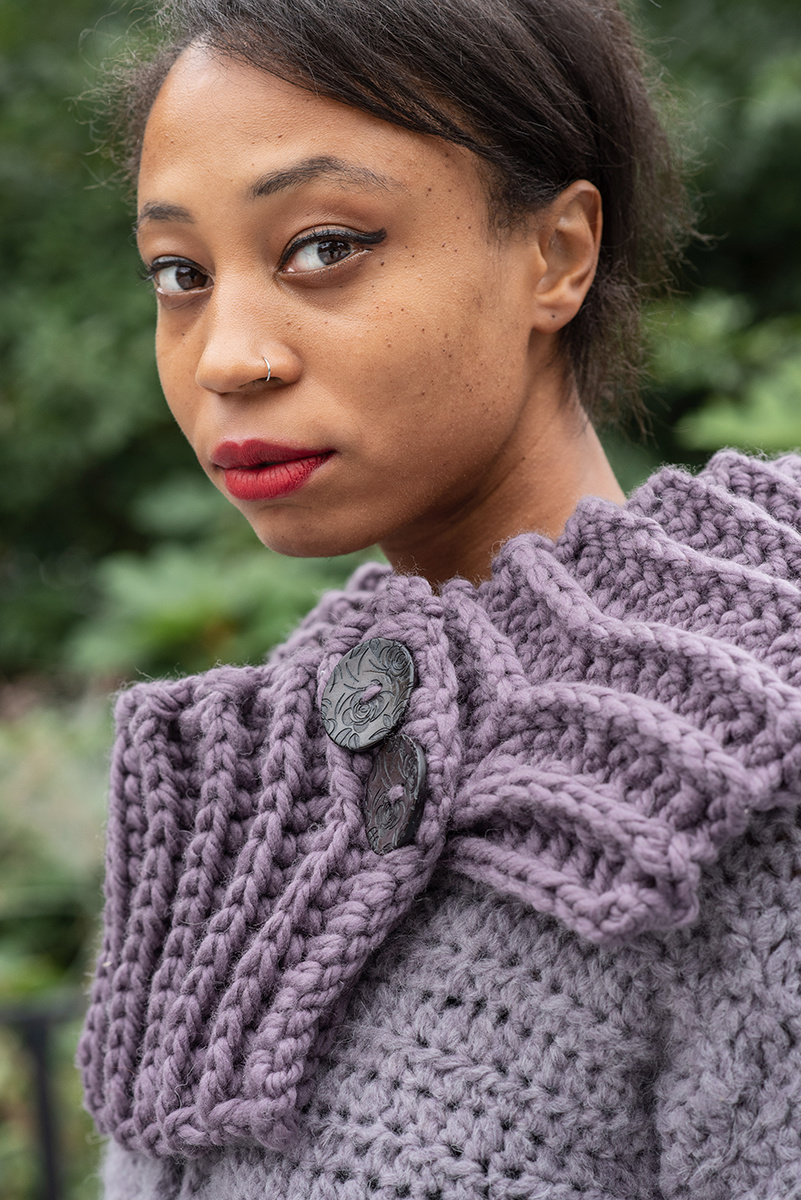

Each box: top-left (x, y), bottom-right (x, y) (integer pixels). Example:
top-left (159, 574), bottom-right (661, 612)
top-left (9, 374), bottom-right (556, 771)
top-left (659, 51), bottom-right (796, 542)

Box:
top-left (80, 451), bottom-right (801, 1158)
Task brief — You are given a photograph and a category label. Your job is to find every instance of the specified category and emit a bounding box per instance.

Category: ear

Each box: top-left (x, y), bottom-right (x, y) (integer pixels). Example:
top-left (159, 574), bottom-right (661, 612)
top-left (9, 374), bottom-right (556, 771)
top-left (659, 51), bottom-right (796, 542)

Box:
top-left (526, 180), bottom-right (602, 333)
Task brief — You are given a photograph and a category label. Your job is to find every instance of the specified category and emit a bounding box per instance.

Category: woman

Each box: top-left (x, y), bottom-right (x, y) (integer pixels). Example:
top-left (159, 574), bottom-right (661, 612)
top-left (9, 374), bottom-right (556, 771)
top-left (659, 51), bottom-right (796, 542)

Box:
top-left (79, 1), bottom-right (801, 1196)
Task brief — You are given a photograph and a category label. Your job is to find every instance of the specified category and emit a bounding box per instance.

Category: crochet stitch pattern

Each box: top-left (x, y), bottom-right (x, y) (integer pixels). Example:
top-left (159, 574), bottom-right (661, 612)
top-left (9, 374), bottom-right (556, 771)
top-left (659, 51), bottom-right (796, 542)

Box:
top-left (80, 451), bottom-right (801, 1172)
top-left (101, 822), bottom-right (801, 1199)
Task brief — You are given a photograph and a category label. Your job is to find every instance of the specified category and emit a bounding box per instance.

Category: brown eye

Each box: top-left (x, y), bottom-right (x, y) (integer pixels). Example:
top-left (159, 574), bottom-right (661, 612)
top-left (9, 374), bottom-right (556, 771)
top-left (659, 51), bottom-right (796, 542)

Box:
top-left (152, 261), bottom-right (211, 294)
top-left (317, 239), bottom-right (353, 265)
top-left (280, 227), bottom-right (386, 276)
top-left (283, 236), bottom-right (357, 273)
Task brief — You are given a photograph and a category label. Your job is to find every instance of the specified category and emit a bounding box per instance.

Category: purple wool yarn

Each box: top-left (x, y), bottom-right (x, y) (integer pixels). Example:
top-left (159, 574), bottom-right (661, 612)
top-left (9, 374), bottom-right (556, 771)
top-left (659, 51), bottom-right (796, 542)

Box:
top-left (79, 451), bottom-right (801, 1176)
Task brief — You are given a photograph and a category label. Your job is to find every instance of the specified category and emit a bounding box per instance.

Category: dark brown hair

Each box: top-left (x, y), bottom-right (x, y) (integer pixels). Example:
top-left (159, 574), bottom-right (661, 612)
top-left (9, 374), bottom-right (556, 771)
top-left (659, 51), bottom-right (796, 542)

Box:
top-left (104, 0), bottom-right (691, 422)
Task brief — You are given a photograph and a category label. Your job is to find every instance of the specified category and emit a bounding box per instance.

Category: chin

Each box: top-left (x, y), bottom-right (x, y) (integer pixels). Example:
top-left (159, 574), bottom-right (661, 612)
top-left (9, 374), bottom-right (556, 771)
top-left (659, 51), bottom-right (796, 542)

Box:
top-left (254, 519), bottom-right (379, 561)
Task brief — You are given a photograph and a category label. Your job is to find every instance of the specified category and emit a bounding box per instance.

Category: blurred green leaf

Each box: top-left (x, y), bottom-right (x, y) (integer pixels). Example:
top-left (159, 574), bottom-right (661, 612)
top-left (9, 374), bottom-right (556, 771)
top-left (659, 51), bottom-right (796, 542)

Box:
top-left (678, 351), bottom-right (801, 452)
top-left (65, 542), bottom-right (378, 677)
top-left (645, 293), bottom-right (801, 451)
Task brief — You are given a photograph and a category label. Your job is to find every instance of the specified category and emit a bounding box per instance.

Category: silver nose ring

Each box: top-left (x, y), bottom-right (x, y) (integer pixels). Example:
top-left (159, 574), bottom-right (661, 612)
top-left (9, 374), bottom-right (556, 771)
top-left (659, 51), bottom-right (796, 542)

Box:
top-left (262, 357), bottom-right (272, 383)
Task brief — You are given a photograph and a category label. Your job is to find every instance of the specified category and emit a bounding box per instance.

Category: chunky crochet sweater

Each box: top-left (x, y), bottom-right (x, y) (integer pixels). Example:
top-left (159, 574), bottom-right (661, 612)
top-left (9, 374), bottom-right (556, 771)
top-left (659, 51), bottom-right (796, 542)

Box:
top-left (81, 451), bottom-right (801, 1199)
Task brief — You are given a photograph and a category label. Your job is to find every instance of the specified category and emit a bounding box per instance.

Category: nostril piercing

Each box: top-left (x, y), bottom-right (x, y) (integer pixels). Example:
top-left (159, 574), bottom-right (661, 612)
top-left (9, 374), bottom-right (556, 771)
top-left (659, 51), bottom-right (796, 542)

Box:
top-left (262, 357), bottom-right (272, 383)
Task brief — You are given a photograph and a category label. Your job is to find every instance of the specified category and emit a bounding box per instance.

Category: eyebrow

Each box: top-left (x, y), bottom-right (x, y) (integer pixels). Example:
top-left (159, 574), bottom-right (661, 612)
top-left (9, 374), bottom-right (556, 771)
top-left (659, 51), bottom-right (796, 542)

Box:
top-left (136, 155), bottom-right (403, 232)
top-left (135, 201), bottom-right (194, 230)
top-left (248, 155), bottom-right (403, 199)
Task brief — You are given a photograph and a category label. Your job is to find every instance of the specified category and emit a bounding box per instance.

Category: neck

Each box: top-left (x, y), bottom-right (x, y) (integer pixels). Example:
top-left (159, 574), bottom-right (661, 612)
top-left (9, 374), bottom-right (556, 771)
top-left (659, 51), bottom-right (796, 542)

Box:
top-left (379, 386), bottom-right (624, 589)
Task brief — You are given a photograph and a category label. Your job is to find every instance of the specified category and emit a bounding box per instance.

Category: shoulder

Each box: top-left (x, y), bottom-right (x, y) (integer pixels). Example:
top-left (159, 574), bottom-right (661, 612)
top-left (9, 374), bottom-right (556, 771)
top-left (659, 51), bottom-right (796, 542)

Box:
top-left (650, 802), bottom-right (801, 1197)
top-left (656, 800), bottom-right (801, 991)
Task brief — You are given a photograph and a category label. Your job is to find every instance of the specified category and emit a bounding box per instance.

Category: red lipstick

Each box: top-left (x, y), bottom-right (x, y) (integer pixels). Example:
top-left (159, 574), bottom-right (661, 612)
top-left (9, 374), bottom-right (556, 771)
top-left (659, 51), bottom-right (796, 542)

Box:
top-left (211, 439), bottom-right (334, 501)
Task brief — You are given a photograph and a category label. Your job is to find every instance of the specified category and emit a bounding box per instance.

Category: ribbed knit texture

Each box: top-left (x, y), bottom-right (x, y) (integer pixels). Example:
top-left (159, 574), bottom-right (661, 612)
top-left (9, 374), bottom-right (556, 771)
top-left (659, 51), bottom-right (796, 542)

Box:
top-left (80, 451), bottom-right (801, 1187)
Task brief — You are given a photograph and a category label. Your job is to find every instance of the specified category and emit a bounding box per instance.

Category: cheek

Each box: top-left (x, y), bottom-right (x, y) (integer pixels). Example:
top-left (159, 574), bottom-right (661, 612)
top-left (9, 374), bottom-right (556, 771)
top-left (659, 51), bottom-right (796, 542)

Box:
top-left (155, 330), bottom-right (197, 438)
top-left (331, 268), bottom-right (525, 463)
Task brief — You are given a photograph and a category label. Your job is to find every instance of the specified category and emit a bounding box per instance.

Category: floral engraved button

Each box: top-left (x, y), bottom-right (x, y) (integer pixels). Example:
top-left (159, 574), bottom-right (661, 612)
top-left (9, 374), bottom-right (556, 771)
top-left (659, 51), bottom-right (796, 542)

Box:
top-left (363, 733), bottom-right (427, 855)
top-left (320, 638), bottom-right (415, 751)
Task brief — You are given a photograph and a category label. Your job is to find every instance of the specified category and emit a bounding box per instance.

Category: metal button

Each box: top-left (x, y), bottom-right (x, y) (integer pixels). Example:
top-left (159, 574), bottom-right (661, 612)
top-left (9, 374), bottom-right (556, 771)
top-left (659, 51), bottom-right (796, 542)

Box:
top-left (320, 638), bottom-right (415, 751)
top-left (363, 733), bottom-right (427, 855)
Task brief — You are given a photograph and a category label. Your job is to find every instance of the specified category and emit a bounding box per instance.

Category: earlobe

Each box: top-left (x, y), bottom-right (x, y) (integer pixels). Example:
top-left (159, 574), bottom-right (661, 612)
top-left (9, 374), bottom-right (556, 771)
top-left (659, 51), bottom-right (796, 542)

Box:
top-left (528, 180), bottom-right (602, 334)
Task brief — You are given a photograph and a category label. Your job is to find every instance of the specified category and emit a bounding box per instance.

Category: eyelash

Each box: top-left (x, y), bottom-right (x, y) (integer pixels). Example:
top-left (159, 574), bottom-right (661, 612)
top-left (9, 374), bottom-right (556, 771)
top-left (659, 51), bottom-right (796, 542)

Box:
top-left (140, 226), bottom-right (387, 293)
top-left (138, 260), bottom-right (208, 289)
top-left (278, 225), bottom-right (386, 271)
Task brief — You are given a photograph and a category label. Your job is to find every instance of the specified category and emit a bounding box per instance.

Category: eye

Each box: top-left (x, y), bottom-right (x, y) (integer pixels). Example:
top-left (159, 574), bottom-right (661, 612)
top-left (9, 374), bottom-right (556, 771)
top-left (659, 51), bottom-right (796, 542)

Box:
top-left (280, 227), bottom-right (386, 275)
top-left (146, 258), bottom-right (211, 295)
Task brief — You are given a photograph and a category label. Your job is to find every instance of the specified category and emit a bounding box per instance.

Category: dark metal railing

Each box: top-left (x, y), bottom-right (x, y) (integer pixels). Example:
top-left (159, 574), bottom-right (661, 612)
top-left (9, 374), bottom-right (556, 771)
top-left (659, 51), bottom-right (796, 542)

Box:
top-left (0, 991), bottom-right (83, 1200)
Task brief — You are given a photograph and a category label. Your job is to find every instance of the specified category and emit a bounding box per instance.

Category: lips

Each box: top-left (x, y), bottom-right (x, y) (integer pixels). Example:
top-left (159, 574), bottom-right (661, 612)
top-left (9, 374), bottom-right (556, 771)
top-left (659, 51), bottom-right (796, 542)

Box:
top-left (211, 439), bottom-right (334, 501)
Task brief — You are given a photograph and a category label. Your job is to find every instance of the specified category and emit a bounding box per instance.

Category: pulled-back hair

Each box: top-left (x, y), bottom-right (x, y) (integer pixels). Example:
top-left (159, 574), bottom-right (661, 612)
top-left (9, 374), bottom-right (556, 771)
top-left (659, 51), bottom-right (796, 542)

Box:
top-left (105, 0), bottom-right (691, 422)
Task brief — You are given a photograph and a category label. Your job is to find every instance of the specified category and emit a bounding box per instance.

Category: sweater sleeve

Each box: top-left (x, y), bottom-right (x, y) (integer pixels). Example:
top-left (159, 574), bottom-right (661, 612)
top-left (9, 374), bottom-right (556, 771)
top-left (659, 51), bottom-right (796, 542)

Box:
top-left (653, 803), bottom-right (801, 1199)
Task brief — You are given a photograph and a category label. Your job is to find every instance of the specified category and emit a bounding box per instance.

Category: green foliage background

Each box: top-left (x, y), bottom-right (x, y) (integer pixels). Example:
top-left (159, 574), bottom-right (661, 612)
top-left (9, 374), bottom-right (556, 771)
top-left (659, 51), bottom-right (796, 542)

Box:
top-left (0, 0), bottom-right (799, 1193)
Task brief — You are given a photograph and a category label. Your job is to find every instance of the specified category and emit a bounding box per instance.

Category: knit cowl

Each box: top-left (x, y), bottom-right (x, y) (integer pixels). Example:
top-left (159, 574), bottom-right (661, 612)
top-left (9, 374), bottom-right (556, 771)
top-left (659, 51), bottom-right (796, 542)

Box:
top-left (78, 450), bottom-right (801, 1160)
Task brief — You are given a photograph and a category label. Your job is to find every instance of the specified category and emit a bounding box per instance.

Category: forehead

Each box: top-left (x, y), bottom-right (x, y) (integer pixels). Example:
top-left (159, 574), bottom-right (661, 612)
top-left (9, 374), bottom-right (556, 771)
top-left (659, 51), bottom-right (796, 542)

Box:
top-left (138, 44), bottom-right (486, 208)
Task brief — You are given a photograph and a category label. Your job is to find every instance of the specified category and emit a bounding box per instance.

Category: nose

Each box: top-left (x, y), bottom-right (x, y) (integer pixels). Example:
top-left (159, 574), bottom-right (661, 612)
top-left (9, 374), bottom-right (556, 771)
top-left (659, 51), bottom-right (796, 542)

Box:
top-left (194, 282), bottom-right (302, 394)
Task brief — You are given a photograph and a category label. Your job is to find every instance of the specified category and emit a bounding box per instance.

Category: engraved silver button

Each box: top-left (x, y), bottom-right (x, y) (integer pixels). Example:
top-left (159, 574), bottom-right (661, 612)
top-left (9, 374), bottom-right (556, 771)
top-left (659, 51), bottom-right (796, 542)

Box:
top-left (363, 733), bottom-right (427, 855)
top-left (320, 638), bottom-right (415, 751)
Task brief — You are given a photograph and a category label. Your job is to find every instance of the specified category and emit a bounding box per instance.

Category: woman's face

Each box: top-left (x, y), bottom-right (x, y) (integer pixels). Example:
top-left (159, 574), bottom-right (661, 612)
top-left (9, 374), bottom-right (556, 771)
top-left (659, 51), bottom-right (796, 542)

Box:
top-left (136, 46), bottom-right (576, 572)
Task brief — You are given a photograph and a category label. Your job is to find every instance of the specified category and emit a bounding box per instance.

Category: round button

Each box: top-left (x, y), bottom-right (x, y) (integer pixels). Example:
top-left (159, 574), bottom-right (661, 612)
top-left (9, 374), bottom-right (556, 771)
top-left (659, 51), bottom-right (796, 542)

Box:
top-left (320, 638), bottom-right (415, 751)
top-left (363, 733), bottom-right (427, 855)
